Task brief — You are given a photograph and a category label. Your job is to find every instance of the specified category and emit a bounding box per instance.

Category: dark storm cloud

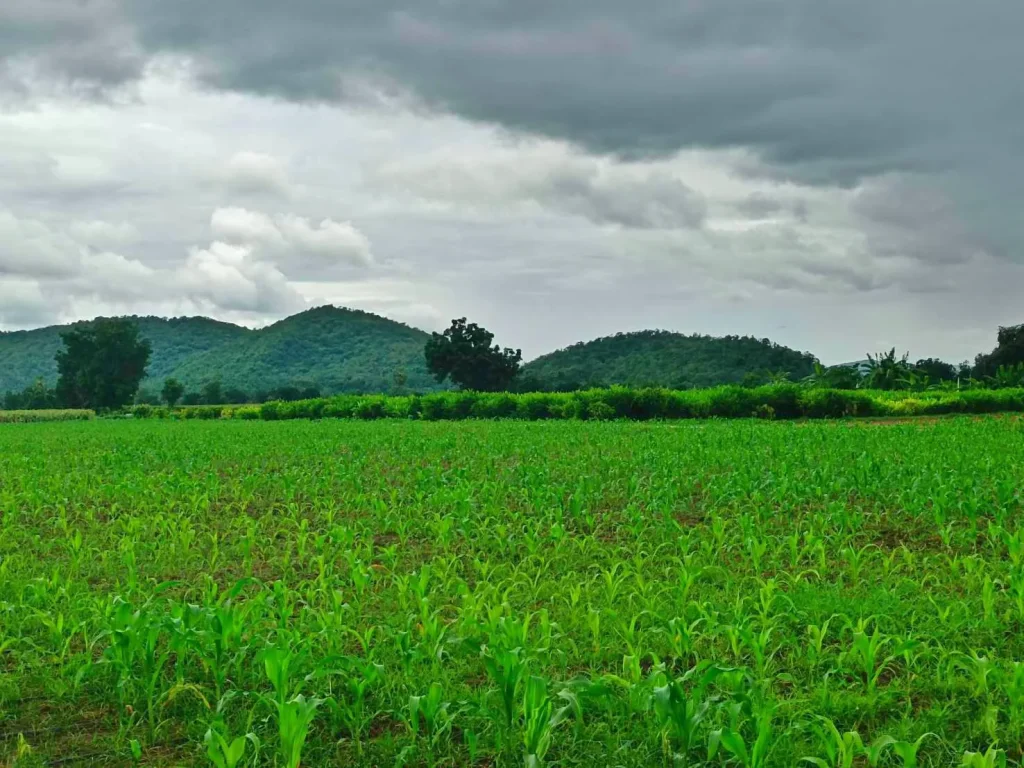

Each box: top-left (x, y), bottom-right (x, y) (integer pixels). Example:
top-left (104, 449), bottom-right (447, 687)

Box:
top-left (7, 1), bottom-right (1022, 185)
top-left (121, 1), bottom-right (1022, 184)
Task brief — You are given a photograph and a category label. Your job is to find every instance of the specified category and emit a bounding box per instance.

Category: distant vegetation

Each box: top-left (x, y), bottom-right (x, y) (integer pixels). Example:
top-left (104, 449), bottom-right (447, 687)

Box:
top-left (521, 329), bottom-right (818, 390)
top-left (128, 385), bottom-right (1024, 423)
top-left (5, 308), bottom-right (1024, 412)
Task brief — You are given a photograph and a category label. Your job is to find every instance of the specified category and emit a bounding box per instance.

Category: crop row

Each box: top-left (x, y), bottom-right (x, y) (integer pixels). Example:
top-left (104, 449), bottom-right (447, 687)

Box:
top-left (127, 384), bottom-right (1024, 422)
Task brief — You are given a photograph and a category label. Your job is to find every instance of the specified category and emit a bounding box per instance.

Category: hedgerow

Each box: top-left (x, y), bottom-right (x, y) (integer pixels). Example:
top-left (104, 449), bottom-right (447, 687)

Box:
top-left (123, 385), bottom-right (1024, 422)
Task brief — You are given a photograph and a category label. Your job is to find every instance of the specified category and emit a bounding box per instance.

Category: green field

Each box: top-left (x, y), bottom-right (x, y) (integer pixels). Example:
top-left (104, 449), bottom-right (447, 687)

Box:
top-left (2, 417), bottom-right (1023, 766)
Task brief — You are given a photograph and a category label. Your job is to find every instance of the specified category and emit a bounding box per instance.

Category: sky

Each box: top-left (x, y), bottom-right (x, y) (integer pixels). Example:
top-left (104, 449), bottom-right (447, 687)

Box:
top-left (1, 1), bottom-right (1021, 364)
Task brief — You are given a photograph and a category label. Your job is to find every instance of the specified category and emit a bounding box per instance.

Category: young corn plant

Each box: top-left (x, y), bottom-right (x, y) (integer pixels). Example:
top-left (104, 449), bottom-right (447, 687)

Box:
top-left (522, 675), bottom-right (580, 768)
top-left (405, 682), bottom-right (453, 765)
top-left (652, 663), bottom-right (726, 766)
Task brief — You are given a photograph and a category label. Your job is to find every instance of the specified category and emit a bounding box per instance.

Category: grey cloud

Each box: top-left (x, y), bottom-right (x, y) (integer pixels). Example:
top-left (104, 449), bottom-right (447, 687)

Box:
top-left (368, 145), bottom-right (707, 229)
top-left (851, 176), bottom-right (986, 266)
top-left (220, 152), bottom-right (292, 196)
top-left (0, 276), bottom-right (50, 327)
top-left (0, 0), bottom-right (143, 100)
top-left (3, 2), bottom-right (1017, 183)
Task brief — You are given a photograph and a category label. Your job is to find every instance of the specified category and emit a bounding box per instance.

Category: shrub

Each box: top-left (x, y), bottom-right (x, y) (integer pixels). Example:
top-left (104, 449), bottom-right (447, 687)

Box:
top-left (354, 397), bottom-right (387, 420)
top-left (587, 401), bottom-right (616, 421)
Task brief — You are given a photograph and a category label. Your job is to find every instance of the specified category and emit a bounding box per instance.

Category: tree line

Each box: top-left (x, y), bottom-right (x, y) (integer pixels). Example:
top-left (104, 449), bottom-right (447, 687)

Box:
top-left (6, 315), bottom-right (1024, 411)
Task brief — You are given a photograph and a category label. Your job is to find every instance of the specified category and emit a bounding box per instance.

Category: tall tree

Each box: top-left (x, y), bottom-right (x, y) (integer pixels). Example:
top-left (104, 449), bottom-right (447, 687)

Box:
top-left (201, 379), bottom-right (224, 405)
top-left (55, 318), bottom-right (151, 409)
top-left (162, 378), bottom-right (185, 407)
top-left (914, 358), bottom-right (957, 382)
top-left (974, 324), bottom-right (1024, 377)
top-left (424, 318), bottom-right (522, 392)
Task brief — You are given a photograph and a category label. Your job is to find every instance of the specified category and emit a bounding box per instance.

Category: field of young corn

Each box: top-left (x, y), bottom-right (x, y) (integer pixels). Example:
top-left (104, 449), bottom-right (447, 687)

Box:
top-left (2, 417), bottom-right (1023, 767)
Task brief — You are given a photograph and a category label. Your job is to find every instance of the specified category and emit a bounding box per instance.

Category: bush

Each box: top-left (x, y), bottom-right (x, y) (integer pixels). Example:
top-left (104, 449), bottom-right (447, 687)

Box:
top-left (587, 401), bottom-right (616, 421)
top-left (798, 389), bottom-right (876, 418)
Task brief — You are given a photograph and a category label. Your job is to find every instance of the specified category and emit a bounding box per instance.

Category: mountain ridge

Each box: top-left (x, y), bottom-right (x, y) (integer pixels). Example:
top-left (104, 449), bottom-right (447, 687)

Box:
top-left (2, 309), bottom-right (823, 396)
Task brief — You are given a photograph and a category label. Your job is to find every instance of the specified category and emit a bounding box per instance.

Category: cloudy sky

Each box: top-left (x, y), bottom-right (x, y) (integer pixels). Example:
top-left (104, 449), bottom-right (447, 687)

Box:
top-left (1, 1), bottom-right (1021, 363)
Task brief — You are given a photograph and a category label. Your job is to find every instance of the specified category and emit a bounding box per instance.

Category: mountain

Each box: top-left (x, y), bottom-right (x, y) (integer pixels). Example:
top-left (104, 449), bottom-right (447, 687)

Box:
top-left (521, 330), bottom-right (818, 390)
top-left (0, 306), bottom-right (438, 397)
top-left (164, 306), bottom-right (437, 395)
top-left (3, 311), bottom-right (821, 400)
top-left (0, 316), bottom-right (247, 394)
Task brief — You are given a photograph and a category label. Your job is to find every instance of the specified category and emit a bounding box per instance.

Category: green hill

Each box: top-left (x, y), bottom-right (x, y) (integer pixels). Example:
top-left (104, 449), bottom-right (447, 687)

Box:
top-left (0, 306), bottom-right (438, 397)
top-left (3, 312), bottom-right (822, 400)
top-left (165, 306), bottom-right (436, 394)
top-left (0, 316), bottom-right (247, 394)
top-left (521, 330), bottom-right (818, 390)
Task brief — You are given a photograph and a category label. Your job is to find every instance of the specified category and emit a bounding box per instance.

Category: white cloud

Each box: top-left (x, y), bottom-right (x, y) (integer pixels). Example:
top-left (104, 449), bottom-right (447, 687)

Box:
top-left (0, 209), bottom-right (82, 277)
top-left (276, 214), bottom-right (373, 265)
top-left (0, 276), bottom-right (50, 328)
top-left (181, 241), bottom-right (305, 313)
top-left (68, 219), bottom-right (138, 248)
top-left (211, 207), bottom-right (373, 267)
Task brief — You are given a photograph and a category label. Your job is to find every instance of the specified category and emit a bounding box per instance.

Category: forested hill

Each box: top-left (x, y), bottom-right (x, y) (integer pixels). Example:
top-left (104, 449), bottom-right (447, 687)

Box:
top-left (3, 312), bottom-right (821, 397)
top-left (165, 306), bottom-right (437, 394)
top-left (0, 316), bottom-right (247, 394)
top-left (521, 330), bottom-right (818, 390)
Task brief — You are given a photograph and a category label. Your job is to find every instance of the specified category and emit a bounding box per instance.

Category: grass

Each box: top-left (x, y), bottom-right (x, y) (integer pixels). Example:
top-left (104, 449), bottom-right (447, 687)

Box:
top-left (2, 416), bottom-right (1024, 766)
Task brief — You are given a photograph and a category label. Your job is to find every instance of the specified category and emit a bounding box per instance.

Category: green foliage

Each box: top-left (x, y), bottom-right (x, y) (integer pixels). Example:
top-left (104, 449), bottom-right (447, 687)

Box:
top-left (523, 330), bottom-right (817, 390)
top-left (2, 378), bottom-right (58, 410)
top-left (55, 318), bottom-right (152, 409)
top-left (802, 363), bottom-right (862, 390)
top-left (424, 317), bottom-right (522, 391)
top-left (975, 323), bottom-right (1024, 377)
top-left (863, 349), bottom-right (912, 391)
top-left (161, 378), bottom-right (184, 407)
top-left (0, 315), bottom-right (246, 394)
top-left (125, 384), bottom-right (1024, 423)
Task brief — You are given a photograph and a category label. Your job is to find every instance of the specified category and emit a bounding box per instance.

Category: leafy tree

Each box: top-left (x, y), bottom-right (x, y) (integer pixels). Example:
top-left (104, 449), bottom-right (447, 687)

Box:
top-left (182, 392), bottom-right (203, 406)
top-left (914, 358), bottom-right (957, 382)
top-left (975, 324), bottom-right (1024, 377)
top-left (201, 379), bottom-right (224, 405)
top-left (162, 378), bottom-right (185, 407)
top-left (863, 348), bottom-right (912, 390)
top-left (55, 318), bottom-right (152, 409)
top-left (424, 318), bottom-right (522, 392)
top-left (2, 378), bottom-right (57, 410)
top-left (986, 363), bottom-right (1024, 389)
top-left (134, 388), bottom-right (161, 405)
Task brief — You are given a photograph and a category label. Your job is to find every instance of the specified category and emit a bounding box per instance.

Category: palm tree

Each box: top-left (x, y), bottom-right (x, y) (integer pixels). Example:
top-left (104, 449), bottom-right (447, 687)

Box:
top-left (863, 348), bottom-right (912, 390)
